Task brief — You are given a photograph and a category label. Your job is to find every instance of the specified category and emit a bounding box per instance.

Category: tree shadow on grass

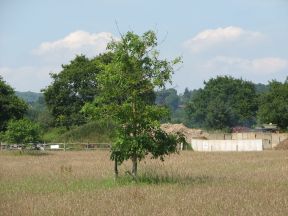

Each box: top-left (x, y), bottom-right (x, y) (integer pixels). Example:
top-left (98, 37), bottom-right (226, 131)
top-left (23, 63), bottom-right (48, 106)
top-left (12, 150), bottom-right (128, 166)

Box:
top-left (138, 173), bottom-right (213, 185)
top-left (114, 172), bottom-right (213, 186)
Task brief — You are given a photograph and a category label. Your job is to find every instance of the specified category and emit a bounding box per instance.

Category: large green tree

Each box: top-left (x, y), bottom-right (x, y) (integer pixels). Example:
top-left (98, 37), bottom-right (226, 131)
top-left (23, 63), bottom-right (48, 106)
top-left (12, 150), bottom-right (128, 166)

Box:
top-left (186, 76), bottom-right (258, 130)
top-left (0, 76), bottom-right (28, 131)
top-left (83, 31), bottom-right (184, 178)
top-left (257, 78), bottom-right (288, 130)
top-left (43, 54), bottom-right (111, 128)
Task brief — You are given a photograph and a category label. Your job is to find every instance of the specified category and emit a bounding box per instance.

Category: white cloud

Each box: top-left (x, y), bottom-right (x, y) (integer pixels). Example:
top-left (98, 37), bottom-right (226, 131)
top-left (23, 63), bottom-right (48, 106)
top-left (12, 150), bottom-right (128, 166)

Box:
top-left (204, 56), bottom-right (288, 75)
top-left (33, 31), bottom-right (117, 63)
top-left (184, 26), bottom-right (263, 52)
top-left (1, 31), bottom-right (119, 92)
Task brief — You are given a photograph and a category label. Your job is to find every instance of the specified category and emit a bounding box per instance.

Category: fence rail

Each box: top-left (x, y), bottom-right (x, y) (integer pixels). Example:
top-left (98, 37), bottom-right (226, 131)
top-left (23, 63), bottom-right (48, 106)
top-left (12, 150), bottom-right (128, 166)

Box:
top-left (0, 142), bottom-right (111, 151)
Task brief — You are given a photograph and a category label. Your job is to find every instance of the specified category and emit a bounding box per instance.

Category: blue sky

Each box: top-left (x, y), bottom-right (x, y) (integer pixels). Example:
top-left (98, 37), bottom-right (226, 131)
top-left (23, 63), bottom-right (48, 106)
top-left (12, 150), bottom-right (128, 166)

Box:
top-left (0, 0), bottom-right (287, 92)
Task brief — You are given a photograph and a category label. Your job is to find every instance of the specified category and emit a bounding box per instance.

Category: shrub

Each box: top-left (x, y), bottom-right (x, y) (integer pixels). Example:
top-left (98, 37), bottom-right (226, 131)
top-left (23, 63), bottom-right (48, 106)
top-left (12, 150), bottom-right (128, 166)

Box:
top-left (4, 119), bottom-right (41, 146)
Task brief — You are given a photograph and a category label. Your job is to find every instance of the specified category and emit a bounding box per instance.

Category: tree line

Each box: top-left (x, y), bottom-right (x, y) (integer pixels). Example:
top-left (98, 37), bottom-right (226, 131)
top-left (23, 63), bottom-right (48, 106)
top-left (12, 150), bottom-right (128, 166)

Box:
top-left (1, 56), bottom-right (288, 141)
top-left (1, 59), bottom-right (287, 140)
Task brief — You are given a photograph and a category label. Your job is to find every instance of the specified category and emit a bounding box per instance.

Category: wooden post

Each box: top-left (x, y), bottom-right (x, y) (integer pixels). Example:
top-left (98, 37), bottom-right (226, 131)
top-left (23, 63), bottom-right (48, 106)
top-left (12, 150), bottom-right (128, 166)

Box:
top-left (64, 143), bottom-right (66, 152)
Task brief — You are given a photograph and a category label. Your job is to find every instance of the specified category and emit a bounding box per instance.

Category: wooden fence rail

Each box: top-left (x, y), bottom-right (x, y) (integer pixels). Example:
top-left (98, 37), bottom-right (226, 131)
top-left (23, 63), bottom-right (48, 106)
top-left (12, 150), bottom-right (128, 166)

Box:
top-left (0, 142), bottom-right (111, 151)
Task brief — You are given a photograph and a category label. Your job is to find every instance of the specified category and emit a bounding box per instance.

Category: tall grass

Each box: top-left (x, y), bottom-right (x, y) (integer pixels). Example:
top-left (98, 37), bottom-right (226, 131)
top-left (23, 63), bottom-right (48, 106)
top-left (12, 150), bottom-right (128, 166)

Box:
top-left (1, 151), bottom-right (288, 215)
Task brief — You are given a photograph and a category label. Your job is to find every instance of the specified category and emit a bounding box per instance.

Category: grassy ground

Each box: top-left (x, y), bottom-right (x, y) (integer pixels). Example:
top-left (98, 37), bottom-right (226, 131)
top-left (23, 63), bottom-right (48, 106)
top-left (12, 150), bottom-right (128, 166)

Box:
top-left (1, 150), bottom-right (288, 216)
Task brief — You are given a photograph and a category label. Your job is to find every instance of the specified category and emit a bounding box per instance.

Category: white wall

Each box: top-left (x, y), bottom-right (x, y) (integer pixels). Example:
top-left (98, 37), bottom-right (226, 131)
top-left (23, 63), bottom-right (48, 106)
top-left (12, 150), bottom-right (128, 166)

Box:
top-left (191, 139), bottom-right (263, 152)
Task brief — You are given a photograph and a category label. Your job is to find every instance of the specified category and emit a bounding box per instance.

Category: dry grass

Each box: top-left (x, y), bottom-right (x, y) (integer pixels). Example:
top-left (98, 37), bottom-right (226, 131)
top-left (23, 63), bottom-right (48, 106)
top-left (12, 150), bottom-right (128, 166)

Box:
top-left (1, 150), bottom-right (288, 216)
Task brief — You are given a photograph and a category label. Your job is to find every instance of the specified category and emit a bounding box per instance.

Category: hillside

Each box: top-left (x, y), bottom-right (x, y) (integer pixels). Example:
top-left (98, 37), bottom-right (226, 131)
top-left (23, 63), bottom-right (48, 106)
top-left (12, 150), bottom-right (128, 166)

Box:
top-left (16, 91), bottom-right (43, 103)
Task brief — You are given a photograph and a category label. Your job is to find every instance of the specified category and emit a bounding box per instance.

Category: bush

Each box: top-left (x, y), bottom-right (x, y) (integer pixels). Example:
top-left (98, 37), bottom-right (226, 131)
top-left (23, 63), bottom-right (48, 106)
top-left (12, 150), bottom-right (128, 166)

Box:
top-left (4, 119), bottom-right (41, 146)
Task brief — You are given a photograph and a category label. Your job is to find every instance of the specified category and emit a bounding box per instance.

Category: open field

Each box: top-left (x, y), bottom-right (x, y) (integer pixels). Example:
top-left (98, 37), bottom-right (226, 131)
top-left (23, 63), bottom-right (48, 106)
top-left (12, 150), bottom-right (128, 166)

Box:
top-left (1, 151), bottom-right (288, 216)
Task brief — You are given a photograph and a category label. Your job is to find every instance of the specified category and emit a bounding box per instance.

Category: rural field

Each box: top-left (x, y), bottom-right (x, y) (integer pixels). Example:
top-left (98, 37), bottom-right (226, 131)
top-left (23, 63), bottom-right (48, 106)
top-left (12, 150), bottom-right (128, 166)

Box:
top-left (1, 150), bottom-right (288, 216)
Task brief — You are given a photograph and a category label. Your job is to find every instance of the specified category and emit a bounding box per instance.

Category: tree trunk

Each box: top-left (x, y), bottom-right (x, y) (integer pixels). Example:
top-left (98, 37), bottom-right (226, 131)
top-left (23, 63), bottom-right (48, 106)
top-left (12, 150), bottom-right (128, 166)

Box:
top-left (131, 155), bottom-right (138, 179)
top-left (114, 158), bottom-right (118, 179)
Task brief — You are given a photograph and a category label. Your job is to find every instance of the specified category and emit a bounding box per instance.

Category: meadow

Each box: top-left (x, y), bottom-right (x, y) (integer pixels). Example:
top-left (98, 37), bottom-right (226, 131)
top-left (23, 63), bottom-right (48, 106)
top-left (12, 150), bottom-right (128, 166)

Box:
top-left (0, 150), bottom-right (288, 215)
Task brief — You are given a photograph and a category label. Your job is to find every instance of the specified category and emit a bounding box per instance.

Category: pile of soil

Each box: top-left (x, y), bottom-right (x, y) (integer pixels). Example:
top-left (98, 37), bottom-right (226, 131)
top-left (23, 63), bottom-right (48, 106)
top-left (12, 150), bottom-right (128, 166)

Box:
top-left (274, 138), bottom-right (288, 150)
top-left (161, 123), bottom-right (208, 142)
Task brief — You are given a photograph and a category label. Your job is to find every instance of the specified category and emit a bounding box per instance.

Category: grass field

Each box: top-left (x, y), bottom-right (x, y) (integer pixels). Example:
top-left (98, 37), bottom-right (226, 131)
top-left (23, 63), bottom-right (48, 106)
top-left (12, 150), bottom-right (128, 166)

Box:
top-left (1, 150), bottom-right (288, 216)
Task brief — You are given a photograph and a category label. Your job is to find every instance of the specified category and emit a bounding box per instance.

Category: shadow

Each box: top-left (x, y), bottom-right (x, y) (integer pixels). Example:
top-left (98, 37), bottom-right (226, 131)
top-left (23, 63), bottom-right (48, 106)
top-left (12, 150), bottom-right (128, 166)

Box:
top-left (138, 174), bottom-right (213, 185)
top-left (115, 172), bottom-right (213, 186)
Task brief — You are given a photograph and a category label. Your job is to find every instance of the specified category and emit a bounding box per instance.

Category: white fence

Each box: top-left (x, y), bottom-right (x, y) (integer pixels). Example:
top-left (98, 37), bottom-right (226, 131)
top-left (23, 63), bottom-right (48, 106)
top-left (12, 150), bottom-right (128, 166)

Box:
top-left (191, 139), bottom-right (263, 152)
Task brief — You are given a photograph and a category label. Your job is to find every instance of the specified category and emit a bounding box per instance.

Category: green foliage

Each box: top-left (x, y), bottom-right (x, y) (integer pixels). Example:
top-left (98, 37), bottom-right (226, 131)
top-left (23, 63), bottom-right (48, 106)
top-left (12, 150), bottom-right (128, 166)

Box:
top-left (25, 96), bottom-right (53, 127)
top-left (57, 121), bottom-right (114, 143)
top-left (156, 88), bottom-right (180, 112)
top-left (15, 92), bottom-right (52, 128)
top-left (257, 78), bottom-right (288, 130)
top-left (0, 76), bottom-right (28, 131)
top-left (254, 83), bottom-right (269, 94)
top-left (83, 30), bottom-right (184, 176)
top-left (4, 119), bottom-right (41, 145)
top-left (42, 127), bottom-right (67, 142)
top-left (182, 88), bottom-right (193, 103)
top-left (42, 54), bottom-right (110, 128)
top-left (42, 121), bottom-right (114, 143)
top-left (186, 76), bottom-right (258, 130)
top-left (154, 88), bottom-right (198, 124)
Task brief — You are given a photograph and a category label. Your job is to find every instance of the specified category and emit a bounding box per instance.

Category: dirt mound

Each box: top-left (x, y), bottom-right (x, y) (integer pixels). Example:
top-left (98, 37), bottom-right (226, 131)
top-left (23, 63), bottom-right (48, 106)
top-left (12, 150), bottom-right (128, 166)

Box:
top-left (274, 138), bottom-right (288, 150)
top-left (161, 123), bottom-right (208, 142)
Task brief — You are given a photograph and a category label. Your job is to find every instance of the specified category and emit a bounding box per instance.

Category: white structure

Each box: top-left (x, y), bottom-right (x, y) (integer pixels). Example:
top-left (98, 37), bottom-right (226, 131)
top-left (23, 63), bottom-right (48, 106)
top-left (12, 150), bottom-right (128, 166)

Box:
top-left (50, 144), bottom-right (60, 150)
top-left (191, 139), bottom-right (263, 152)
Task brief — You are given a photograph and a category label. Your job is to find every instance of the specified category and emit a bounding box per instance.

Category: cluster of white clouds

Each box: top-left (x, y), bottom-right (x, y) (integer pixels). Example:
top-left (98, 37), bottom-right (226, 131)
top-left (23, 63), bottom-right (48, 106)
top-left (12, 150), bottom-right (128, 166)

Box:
top-left (182, 26), bottom-right (287, 78)
top-left (204, 56), bottom-right (288, 75)
top-left (33, 31), bottom-right (117, 64)
top-left (1, 31), bottom-right (118, 92)
top-left (1, 27), bottom-right (287, 92)
top-left (183, 26), bottom-right (263, 53)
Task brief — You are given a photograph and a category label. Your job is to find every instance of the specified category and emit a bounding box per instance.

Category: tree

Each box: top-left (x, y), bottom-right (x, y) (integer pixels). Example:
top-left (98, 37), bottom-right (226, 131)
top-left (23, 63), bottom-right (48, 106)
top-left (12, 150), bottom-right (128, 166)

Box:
top-left (0, 76), bottom-right (28, 131)
top-left (83, 31), bottom-right (184, 178)
top-left (4, 119), bottom-right (41, 146)
top-left (186, 76), bottom-right (258, 130)
top-left (43, 54), bottom-right (111, 128)
top-left (27, 96), bottom-right (54, 129)
top-left (257, 78), bottom-right (288, 130)
top-left (155, 88), bottom-right (180, 112)
top-left (182, 88), bottom-right (192, 104)
top-left (254, 83), bottom-right (269, 94)
top-left (155, 88), bottom-right (189, 123)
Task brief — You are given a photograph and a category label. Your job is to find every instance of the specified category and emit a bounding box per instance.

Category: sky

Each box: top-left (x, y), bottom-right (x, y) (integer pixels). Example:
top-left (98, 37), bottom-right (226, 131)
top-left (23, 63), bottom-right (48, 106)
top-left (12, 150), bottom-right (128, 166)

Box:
top-left (0, 0), bottom-right (288, 93)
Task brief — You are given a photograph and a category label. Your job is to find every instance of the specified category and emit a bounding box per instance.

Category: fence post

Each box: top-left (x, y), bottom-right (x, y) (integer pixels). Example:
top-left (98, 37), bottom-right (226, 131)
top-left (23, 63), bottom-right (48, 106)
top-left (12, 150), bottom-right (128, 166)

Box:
top-left (64, 143), bottom-right (66, 152)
